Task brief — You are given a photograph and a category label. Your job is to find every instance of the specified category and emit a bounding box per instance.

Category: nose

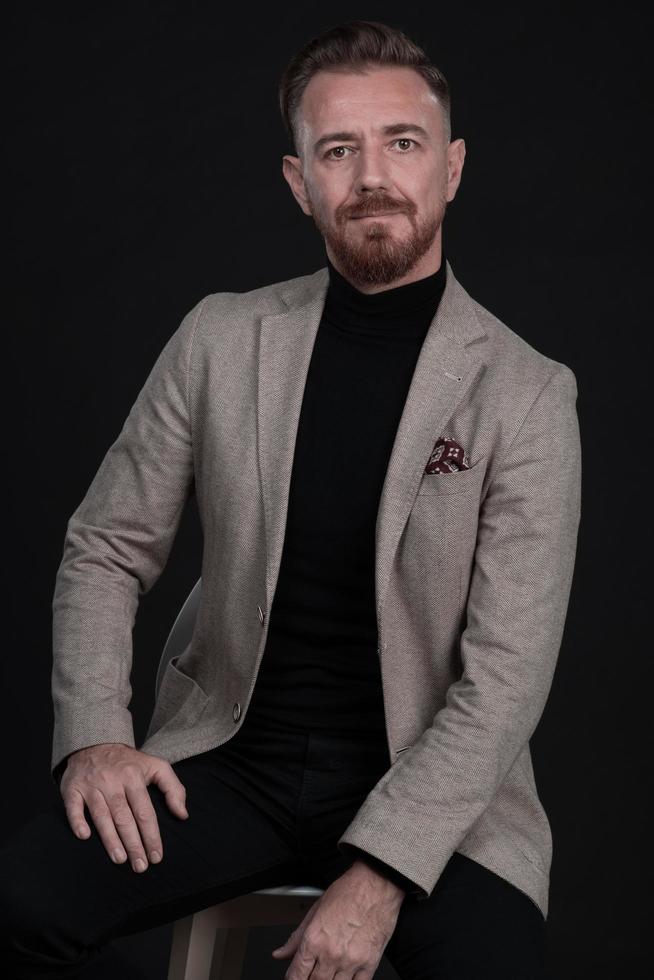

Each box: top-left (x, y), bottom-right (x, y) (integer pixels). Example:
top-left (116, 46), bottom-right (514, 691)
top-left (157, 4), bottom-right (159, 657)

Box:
top-left (352, 144), bottom-right (392, 195)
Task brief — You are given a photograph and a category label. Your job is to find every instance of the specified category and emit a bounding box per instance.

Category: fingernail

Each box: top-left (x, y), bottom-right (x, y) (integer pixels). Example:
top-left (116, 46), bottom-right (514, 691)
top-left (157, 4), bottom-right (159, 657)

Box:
top-left (150, 850), bottom-right (162, 863)
top-left (134, 858), bottom-right (147, 872)
top-left (112, 849), bottom-right (126, 863)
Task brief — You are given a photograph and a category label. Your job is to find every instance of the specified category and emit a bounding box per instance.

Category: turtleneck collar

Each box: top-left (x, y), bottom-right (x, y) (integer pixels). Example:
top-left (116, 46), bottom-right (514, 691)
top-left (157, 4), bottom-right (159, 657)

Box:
top-left (322, 253), bottom-right (447, 341)
top-left (325, 254), bottom-right (446, 315)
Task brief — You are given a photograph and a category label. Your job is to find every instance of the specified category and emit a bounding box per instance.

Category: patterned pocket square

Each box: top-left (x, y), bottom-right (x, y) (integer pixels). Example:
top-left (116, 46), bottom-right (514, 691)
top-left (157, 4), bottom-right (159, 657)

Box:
top-left (425, 435), bottom-right (471, 474)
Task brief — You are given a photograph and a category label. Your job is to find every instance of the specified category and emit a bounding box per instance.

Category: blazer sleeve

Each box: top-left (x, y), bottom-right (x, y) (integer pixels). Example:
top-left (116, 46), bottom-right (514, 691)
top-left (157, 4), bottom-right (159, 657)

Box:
top-left (49, 297), bottom-right (207, 786)
top-left (338, 844), bottom-right (424, 899)
top-left (335, 363), bottom-right (582, 900)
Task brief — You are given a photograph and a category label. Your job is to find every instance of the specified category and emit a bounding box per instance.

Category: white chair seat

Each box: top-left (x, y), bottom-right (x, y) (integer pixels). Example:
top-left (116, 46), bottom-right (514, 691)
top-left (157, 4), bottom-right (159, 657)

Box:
top-left (167, 884), bottom-right (325, 980)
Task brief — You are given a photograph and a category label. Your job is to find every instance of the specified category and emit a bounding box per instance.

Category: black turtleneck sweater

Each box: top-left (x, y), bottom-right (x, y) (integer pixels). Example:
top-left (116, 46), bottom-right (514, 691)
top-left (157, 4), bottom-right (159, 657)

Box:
top-left (242, 253), bottom-right (448, 897)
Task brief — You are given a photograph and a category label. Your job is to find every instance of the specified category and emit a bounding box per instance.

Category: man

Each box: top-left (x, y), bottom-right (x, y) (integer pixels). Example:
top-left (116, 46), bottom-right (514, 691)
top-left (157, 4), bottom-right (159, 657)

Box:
top-left (1, 19), bottom-right (580, 980)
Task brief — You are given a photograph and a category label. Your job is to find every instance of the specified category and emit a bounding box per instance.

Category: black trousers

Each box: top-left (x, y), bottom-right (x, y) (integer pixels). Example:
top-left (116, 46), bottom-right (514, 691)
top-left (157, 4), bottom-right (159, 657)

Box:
top-left (0, 716), bottom-right (549, 978)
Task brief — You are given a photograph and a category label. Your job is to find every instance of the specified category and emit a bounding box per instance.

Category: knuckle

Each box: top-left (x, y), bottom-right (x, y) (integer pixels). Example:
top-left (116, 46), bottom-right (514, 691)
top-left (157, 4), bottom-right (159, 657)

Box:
top-left (132, 807), bottom-right (153, 822)
top-left (107, 789), bottom-right (127, 807)
top-left (126, 769), bottom-right (147, 787)
top-left (62, 794), bottom-right (80, 813)
top-left (83, 792), bottom-right (104, 815)
top-left (95, 767), bottom-right (115, 784)
top-left (112, 808), bottom-right (133, 828)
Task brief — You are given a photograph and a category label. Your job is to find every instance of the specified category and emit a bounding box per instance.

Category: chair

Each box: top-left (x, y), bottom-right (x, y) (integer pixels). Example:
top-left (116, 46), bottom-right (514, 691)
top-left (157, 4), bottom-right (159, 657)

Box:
top-left (156, 578), bottom-right (325, 980)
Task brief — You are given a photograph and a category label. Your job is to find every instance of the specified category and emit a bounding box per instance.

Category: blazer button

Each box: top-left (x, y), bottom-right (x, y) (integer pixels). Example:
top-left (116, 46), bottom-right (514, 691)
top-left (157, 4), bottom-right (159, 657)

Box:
top-left (257, 605), bottom-right (265, 625)
top-left (233, 702), bottom-right (241, 722)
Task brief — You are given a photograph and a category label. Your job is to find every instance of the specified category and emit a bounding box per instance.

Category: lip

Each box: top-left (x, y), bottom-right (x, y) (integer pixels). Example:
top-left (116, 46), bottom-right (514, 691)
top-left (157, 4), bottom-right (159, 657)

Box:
top-left (352, 212), bottom-right (400, 219)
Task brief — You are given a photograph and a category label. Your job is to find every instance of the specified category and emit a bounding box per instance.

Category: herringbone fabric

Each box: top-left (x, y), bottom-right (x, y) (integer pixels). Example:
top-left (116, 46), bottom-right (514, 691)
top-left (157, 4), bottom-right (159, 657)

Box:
top-left (51, 259), bottom-right (581, 918)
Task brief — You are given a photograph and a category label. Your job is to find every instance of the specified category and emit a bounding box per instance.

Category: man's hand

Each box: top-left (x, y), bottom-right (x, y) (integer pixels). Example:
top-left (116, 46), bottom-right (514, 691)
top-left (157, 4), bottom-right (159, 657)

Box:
top-left (59, 742), bottom-right (189, 873)
top-left (271, 858), bottom-right (405, 979)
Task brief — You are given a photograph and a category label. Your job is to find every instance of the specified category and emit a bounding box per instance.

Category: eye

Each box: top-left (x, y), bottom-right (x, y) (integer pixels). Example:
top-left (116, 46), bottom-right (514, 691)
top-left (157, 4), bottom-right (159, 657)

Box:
top-left (325, 145), bottom-right (352, 160)
top-left (324, 138), bottom-right (418, 160)
top-left (394, 138), bottom-right (417, 151)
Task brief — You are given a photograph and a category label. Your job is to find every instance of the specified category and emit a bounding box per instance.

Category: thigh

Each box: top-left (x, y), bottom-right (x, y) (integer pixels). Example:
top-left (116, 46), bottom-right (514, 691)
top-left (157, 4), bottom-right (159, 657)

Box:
top-left (0, 745), bottom-right (301, 977)
top-left (383, 852), bottom-right (550, 980)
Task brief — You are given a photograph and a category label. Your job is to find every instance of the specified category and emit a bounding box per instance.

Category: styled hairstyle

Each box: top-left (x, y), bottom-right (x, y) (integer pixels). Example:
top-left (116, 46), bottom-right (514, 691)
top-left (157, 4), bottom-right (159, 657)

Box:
top-left (278, 19), bottom-right (452, 159)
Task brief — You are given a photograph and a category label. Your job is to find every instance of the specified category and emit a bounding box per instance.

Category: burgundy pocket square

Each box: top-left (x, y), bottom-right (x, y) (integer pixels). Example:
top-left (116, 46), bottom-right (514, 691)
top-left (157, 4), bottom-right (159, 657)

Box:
top-left (425, 435), bottom-right (471, 474)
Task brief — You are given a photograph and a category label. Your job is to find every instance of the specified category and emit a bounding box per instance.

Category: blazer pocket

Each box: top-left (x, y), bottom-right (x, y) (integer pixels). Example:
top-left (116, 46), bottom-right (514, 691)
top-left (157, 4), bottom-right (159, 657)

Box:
top-left (167, 655), bottom-right (209, 694)
top-left (149, 655), bottom-right (210, 731)
top-left (417, 457), bottom-right (486, 496)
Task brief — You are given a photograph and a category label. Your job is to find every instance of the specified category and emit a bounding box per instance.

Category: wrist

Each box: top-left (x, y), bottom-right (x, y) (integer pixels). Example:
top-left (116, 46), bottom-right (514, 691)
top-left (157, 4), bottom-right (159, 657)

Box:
top-left (348, 857), bottom-right (407, 900)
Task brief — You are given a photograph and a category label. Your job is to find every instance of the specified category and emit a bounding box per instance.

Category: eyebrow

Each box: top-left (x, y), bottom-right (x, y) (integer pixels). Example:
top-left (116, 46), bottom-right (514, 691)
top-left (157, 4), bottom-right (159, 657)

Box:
top-left (313, 122), bottom-right (430, 155)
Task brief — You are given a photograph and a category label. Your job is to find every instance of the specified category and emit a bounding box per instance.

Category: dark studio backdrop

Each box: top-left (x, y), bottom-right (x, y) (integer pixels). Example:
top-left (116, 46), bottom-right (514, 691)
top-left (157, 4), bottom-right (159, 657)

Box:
top-left (5, 2), bottom-right (649, 977)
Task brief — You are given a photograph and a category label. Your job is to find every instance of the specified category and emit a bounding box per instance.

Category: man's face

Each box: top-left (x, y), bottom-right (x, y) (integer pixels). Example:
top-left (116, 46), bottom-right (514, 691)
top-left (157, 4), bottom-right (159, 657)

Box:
top-left (282, 65), bottom-right (465, 289)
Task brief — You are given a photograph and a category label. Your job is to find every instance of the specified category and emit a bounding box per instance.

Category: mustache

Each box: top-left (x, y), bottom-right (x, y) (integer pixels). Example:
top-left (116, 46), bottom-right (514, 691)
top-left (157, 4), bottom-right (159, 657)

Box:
top-left (342, 198), bottom-right (413, 219)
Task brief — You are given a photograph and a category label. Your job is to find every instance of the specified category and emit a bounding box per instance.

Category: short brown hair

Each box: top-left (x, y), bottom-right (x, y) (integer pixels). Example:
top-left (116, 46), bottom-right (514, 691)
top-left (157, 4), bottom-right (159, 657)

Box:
top-left (278, 19), bottom-right (451, 158)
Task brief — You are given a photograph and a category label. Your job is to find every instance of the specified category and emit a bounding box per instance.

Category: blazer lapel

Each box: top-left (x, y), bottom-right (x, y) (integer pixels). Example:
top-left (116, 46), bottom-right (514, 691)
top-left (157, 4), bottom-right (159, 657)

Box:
top-left (257, 270), bottom-right (330, 611)
top-left (256, 259), bottom-right (487, 619)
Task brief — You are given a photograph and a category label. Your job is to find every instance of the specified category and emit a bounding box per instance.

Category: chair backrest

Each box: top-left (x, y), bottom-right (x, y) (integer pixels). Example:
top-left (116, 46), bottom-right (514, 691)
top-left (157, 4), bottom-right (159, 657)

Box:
top-left (155, 577), bottom-right (203, 698)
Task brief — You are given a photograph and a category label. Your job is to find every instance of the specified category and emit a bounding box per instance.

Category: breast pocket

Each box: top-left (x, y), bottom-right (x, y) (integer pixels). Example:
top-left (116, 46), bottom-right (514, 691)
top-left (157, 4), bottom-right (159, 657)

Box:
top-left (416, 457), bottom-right (486, 496)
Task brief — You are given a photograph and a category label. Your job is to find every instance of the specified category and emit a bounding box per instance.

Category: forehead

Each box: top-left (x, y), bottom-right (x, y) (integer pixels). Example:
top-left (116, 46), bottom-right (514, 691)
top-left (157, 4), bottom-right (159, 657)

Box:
top-left (300, 65), bottom-right (441, 133)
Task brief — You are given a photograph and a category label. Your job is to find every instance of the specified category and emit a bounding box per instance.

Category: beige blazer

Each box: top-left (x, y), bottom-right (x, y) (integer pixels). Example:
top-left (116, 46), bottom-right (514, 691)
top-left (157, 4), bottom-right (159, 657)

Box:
top-left (51, 258), bottom-right (582, 919)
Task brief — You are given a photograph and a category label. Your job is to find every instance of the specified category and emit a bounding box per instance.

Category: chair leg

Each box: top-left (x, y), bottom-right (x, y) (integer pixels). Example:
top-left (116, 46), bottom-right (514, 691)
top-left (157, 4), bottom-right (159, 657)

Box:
top-left (209, 926), bottom-right (250, 980)
top-left (168, 909), bottom-right (222, 980)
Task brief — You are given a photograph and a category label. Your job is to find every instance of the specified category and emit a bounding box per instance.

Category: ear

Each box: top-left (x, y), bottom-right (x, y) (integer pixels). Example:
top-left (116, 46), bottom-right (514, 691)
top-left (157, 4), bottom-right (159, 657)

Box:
top-left (446, 138), bottom-right (466, 202)
top-left (282, 155), bottom-right (312, 216)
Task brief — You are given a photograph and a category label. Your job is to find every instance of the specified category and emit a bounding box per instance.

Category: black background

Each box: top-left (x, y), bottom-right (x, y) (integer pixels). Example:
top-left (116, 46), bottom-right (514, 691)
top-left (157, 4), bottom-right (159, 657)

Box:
top-left (5, 2), bottom-right (650, 977)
